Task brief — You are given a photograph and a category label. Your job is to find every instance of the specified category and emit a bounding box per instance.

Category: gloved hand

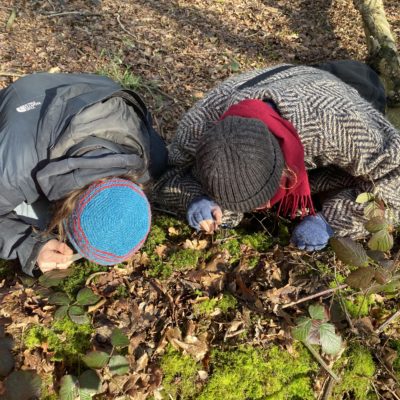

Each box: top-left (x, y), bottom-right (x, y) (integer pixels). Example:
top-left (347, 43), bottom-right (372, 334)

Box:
top-left (291, 213), bottom-right (334, 251)
top-left (187, 196), bottom-right (222, 233)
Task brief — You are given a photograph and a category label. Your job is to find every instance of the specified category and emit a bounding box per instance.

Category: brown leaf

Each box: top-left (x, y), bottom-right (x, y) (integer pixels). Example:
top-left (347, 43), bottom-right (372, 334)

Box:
top-left (345, 266), bottom-right (376, 289)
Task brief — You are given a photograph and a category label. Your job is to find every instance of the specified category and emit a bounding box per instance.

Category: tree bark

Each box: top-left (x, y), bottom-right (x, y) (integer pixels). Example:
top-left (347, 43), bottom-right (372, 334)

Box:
top-left (353, 0), bottom-right (400, 106)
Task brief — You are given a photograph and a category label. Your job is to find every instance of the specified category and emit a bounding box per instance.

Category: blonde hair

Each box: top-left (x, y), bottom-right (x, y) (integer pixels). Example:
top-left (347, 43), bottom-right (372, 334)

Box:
top-left (47, 174), bottom-right (149, 241)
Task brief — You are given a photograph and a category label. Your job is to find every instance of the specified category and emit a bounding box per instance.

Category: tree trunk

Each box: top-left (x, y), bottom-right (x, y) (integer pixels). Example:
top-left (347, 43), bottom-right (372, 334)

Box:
top-left (353, 0), bottom-right (400, 106)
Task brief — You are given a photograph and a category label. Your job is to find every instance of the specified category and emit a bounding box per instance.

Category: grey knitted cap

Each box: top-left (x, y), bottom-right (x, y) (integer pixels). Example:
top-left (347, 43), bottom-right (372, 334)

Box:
top-left (195, 116), bottom-right (284, 212)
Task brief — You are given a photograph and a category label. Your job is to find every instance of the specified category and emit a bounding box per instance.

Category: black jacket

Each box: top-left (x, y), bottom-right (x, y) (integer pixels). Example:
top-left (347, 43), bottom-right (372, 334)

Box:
top-left (0, 72), bottom-right (167, 275)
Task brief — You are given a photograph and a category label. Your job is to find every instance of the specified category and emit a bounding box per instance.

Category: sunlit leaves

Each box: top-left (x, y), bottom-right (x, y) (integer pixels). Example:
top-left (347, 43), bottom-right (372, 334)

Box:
top-left (330, 237), bottom-right (369, 267)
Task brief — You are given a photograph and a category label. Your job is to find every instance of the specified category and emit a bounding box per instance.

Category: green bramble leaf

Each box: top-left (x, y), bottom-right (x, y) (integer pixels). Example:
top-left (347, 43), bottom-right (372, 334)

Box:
top-left (308, 304), bottom-right (326, 320)
top-left (68, 305), bottom-right (90, 325)
top-left (2, 370), bottom-right (42, 400)
top-left (364, 201), bottom-right (385, 219)
top-left (111, 328), bottom-right (130, 348)
top-left (48, 292), bottom-right (70, 306)
top-left (330, 237), bottom-right (369, 267)
top-left (76, 288), bottom-right (100, 306)
top-left (38, 268), bottom-right (74, 288)
top-left (345, 266), bottom-right (375, 289)
top-left (78, 370), bottom-right (101, 399)
top-left (368, 230), bottom-right (394, 252)
top-left (82, 351), bottom-right (109, 369)
top-left (54, 305), bottom-right (69, 320)
top-left (355, 192), bottom-right (375, 204)
top-left (365, 216), bottom-right (389, 233)
top-left (319, 322), bottom-right (342, 355)
top-left (292, 317), bottom-right (312, 341)
top-left (59, 375), bottom-right (79, 400)
top-left (109, 355), bottom-right (130, 376)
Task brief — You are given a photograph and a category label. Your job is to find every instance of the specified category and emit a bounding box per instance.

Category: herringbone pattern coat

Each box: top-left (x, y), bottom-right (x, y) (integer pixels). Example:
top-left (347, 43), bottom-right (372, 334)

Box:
top-left (153, 65), bottom-right (400, 238)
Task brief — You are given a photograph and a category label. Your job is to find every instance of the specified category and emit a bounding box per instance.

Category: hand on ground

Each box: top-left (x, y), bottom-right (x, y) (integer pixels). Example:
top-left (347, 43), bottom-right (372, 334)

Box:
top-left (187, 196), bottom-right (222, 234)
top-left (37, 239), bottom-right (74, 273)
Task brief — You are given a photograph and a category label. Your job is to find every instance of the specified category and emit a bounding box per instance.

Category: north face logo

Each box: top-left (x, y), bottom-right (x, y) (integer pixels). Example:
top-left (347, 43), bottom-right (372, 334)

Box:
top-left (16, 101), bottom-right (41, 113)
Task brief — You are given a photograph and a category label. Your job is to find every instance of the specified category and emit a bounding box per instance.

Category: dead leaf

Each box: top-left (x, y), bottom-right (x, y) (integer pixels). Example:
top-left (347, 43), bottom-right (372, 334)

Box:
top-left (183, 239), bottom-right (208, 250)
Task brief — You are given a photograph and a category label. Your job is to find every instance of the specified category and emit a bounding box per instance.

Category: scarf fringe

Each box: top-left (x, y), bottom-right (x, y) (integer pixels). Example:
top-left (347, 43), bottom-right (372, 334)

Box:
top-left (277, 194), bottom-right (315, 219)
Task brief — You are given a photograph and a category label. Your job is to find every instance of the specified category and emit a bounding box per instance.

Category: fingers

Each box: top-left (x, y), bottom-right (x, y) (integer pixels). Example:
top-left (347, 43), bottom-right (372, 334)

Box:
top-left (199, 219), bottom-right (215, 233)
top-left (212, 206), bottom-right (223, 225)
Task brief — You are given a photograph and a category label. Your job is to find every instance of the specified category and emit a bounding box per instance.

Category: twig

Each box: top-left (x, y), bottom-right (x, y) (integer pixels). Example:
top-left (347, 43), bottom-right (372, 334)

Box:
top-left (376, 308), bottom-right (400, 334)
top-left (373, 349), bottom-right (400, 386)
top-left (43, 11), bottom-right (101, 18)
top-left (281, 284), bottom-right (348, 309)
top-left (321, 376), bottom-right (335, 400)
top-left (0, 71), bottom-right (25, 77)
top-left (116, 13), bottom-right (135, 38)
top-left (302, 341), bottom-right (340, 381)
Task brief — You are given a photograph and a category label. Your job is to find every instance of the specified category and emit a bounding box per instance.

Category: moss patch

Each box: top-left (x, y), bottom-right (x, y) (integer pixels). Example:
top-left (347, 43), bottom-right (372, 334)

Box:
top-left (24, 318), bottom-right (93, 365)
top-left (160, 344), bottom-right (317, 400)
top-left (332, 345), bottom-right (376, 400)
top-left (344, 295), bottom-right (375, 318)
top-left (193, 293), bottom-right (238, 316)
top-left (160, 345), bottom-right (201, 399)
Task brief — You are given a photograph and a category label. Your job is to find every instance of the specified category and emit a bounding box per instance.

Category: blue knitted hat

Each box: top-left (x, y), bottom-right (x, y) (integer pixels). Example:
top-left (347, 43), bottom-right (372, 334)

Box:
top-left (65, 178), bottom-right (151, 265)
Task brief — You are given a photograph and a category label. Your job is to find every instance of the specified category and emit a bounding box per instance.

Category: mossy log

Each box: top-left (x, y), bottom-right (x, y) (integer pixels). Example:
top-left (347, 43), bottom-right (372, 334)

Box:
top-left (353, 0), bottom-right (400, 106)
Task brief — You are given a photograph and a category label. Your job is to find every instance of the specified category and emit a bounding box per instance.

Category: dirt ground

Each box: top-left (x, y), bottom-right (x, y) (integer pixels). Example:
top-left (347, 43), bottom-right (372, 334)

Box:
top-left (1, 0), bottom-right (399, 139)
top-left (1, 1), bottom-right (400, 399)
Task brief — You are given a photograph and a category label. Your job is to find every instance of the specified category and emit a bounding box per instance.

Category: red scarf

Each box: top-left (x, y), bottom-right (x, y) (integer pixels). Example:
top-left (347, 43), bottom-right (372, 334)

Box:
top-left (220, 99), bottom-right (315, 218)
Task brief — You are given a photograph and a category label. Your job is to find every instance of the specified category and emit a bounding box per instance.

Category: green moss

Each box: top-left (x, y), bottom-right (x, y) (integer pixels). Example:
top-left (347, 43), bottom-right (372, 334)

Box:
top-left (24, 318), bottom-right (93, 364)
top-left (160, 346), bottom-right (201, 399)
top-left (241, 232), bottom-right (273, 252)
top-left (168, 249), bottom-right (201, 271)
top-left (332, 345), bottom-right (376, 400)
top-left (59, 262), bottom-right (108, 297)
top-left (152, 214), bottom-right (192, 240)
top-left (199, 345), bottom-right (317, 400)
top-left (220, 238), bottom-right (241, 263)
top-left (113, 284), bottom-right (129, 298)
top-left (160, 344), bottom-right (317, 400)
top-left (344, 295), bottom-right (375, 318)
top-left (147, 254), bottom-right (173, 280)
top-left (142, 225), bottom-right (167, 254)
top-left (194, 294), bottom-right (238, 316)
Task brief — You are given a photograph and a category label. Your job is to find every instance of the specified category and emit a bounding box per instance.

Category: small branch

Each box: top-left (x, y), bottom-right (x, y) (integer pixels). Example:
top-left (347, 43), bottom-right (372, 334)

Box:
top-left (0, 71), bottom-right (25, 77)
top-left (281, 284), bottom-right (348, 309)
top-left (116, 13), bottom-right (135, 38)
top-left (152, 207), bottom-right (179, 217)
top-left (375, 308), bottom-right (400, 334)
top-left (43, 11), bottom-right (101, 18)
top-left (303, 341), bottom-right (340, 381)
top-left (321, 376), bottom-right (335, 400)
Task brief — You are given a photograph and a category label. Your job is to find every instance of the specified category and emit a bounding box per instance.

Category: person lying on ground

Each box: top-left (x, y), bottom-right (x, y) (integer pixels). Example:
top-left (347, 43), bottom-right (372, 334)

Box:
top-left (0, 72), bottom-right (167, 276)
top-left (153, 60), bottom-right (398, 251)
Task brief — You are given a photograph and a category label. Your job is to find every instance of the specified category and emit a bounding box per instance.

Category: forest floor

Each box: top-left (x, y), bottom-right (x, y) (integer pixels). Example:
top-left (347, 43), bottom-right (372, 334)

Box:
top-left (1, 0), bottom-right (400, 399)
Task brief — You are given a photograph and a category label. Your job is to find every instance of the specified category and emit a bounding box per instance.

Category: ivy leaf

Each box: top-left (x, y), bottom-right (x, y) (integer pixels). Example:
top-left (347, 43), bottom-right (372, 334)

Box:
top-left (355, 192), bottom-right (375, 204)
top-left (345, 266), bottom-right (375, 289)
top-left (38, 268), bottom-right (73, 288)
top-left (292, 317), bottom-right (312, 341)
top-left (308, 304), bottom-right (326, 320)
top-left (109, 355), bottom-right (130, 376)
top-left (319, 322), bottom-right (342, 355)
top-left (2, 370), bottom-right (42, 400)
top-left (111, 328), bottom-right (130, 348)
top-left (48, 292), bottom-right (70, 306)
top-left (54, 305), bottom-right (69, 320)
top-left (68, 305), bottom-right (90, 325)
top-left (59, 375), bottom-right (79, 400)
top-left (230, 59), bottom-right (240, 72)
top-left (330, 237), bottom-right (369, 267)
top-left (368, 230), bottom-right (394, 252)
top-left (82, 351), bottom-right (109, 369)
top-left (79, 370), bottom-right (101, 399)
top-left (365, 216), bottom-right (389, 233)
top-left (76, 288), bottom-right (101, 306)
